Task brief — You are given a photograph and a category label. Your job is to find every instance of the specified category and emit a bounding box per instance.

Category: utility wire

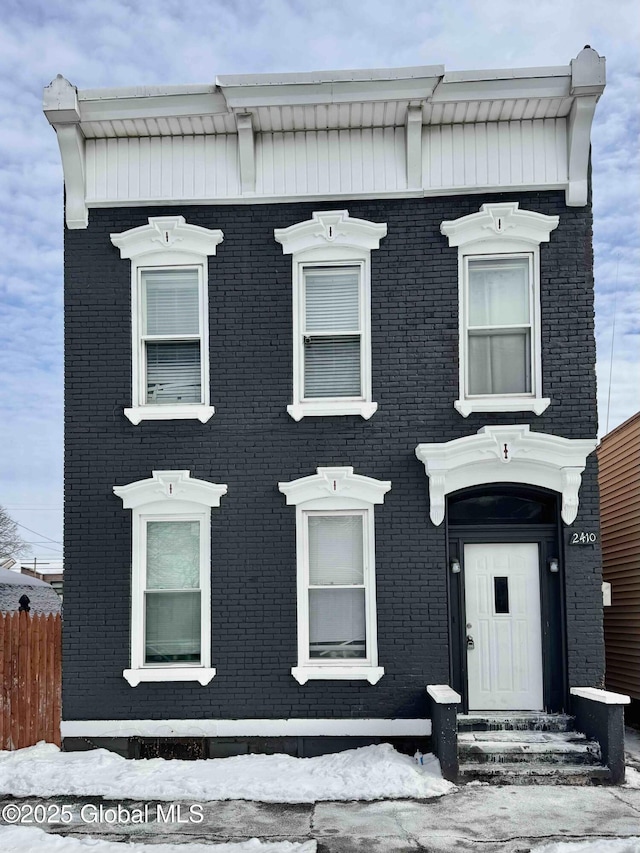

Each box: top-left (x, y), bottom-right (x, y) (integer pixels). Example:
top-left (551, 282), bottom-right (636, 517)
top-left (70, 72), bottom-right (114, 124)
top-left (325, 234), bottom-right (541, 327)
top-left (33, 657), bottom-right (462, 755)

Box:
top-left (605, 255), bottom-right (620, 436)
top-left (13, 520), bottom-right (63, 545)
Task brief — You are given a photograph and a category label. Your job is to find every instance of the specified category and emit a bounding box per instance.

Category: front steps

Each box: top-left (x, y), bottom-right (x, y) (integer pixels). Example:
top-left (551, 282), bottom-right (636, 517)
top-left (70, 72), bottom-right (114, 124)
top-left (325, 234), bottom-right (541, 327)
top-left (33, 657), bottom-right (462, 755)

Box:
top-left (457, 713), bottom-right (611, 784)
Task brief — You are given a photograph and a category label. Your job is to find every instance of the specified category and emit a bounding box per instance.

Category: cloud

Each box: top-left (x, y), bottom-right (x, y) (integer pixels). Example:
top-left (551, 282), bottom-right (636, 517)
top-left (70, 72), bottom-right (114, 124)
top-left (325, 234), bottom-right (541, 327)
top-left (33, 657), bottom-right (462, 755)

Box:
top-left (0, 0), bottom-right (638, 555)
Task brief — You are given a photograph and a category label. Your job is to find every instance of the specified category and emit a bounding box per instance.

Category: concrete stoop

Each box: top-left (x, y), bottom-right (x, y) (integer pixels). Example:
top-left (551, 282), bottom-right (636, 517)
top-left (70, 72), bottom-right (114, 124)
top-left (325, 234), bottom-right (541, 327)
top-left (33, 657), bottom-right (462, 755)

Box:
top-left (457, 713), bottom-right (611, 785)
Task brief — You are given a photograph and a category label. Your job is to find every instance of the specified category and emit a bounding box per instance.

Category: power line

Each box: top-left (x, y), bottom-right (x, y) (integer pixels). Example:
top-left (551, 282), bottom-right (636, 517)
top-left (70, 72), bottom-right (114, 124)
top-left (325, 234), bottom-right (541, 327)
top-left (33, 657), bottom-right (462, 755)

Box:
top-left (4, 507), bottom-right (63, 511)
top-left (13, 520), bottom-right (63, 545)
top-left (605, 254), bottom-right (620, 436)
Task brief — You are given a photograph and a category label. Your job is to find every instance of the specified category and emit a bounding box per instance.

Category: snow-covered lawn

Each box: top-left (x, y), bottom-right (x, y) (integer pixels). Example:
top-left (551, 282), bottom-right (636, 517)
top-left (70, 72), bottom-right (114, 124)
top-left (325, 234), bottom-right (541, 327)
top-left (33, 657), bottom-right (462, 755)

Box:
top-left (0, 742), bottom-right (454, 802)
top-left (0, 827), bottom-right (316, 853)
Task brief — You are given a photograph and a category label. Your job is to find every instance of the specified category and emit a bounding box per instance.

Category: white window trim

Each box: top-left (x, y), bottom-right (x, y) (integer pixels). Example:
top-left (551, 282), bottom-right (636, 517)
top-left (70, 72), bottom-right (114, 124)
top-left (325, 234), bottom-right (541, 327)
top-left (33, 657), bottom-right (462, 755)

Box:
top-left (279, 466), bottom-right (391, 684)
top-left (110, 216), bottom-right (224, 424)
top-left (440, 203), bottom-right (559, 417)
top-left (113, 470), bottom-right (227, 686)
top-left (274, 210), bottom-right (387, 420)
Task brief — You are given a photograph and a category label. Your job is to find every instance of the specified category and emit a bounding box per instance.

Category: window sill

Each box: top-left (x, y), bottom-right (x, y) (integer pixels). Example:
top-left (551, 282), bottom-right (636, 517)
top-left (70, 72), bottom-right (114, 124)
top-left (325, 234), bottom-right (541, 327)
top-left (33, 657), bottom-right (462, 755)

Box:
top-left (287, 401), bottom-right (378, 421)
top-left (291, 665), bottom-right (384, 685)
top-left (454, 397), bottom-right (550, 418)
top-left (123, 667), bottom-right (216, 686)
top-left (124, 405), bottom-right (215, 425)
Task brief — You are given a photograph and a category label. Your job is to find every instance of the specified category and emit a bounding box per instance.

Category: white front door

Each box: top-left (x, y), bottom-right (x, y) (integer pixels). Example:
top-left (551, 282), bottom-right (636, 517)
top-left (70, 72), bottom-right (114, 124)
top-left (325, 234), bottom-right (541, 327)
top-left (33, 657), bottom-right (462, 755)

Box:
top-left (464, 543), bottom-right (543, 711)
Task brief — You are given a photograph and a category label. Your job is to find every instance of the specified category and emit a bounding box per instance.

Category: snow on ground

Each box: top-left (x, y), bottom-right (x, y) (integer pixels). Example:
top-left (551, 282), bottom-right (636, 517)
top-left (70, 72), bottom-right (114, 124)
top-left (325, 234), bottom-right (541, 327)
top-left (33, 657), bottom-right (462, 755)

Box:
top-left (0, 742), bottom-right (454, 802)
top-left (625, 767), bottom-right (640, 789)
top-left (0, 827), bottom-right (316, 853)
top-left (530, 837), bottom-right (640, 852)
top-left (626, 727), bottom-right (640, 766)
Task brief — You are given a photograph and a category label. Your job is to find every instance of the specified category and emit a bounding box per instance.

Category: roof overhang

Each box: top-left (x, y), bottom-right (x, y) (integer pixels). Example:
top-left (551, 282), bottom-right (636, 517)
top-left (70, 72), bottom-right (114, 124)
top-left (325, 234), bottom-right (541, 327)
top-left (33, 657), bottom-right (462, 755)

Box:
top-left (43, 47), bottom-right (606, 228)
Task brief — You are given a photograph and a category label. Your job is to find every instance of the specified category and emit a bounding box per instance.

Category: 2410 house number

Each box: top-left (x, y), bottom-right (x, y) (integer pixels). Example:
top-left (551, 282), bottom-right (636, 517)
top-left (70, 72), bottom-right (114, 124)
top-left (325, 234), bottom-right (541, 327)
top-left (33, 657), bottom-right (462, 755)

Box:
top-left (570, 532), bottom-right (598, 545)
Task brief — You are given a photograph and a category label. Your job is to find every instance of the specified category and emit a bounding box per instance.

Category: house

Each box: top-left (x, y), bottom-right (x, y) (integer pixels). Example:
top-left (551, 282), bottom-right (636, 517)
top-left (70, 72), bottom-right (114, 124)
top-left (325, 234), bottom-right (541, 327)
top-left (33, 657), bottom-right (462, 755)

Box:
top-left (0, 567), bottom-right (61, 615)
top-left (43, 46), bottom-right (629, 779)
top-left (599, 412), bottom-right (640, 712)
top-left (20, 563), bottom-right (64, 602)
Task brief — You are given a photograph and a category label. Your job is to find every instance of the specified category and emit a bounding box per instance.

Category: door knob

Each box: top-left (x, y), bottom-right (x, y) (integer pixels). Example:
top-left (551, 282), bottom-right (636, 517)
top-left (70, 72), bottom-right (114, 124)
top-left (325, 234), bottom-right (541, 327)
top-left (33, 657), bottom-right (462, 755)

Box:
top-left (466, 635), bottom-right (475, 650)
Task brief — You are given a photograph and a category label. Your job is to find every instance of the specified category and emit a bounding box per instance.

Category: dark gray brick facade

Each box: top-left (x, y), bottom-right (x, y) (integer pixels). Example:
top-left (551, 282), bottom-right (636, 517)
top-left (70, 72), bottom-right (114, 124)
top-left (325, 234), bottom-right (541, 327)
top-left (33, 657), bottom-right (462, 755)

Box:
top-left (63, 190), bottom-right (603, 723)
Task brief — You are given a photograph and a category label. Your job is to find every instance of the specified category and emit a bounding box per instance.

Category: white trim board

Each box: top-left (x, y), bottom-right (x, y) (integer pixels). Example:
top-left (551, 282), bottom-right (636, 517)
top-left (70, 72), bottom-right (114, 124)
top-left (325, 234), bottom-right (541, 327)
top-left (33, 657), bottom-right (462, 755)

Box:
top-left (61, 718), bottom-right (431, 738)
top-left (85, 183), bottom-right (568, 210)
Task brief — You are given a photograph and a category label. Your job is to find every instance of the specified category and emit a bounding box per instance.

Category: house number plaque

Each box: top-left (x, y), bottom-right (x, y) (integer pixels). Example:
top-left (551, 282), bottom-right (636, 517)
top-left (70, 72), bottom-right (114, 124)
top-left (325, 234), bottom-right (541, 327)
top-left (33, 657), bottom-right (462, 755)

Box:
top-left (569, 531), bottom-right (598, 545)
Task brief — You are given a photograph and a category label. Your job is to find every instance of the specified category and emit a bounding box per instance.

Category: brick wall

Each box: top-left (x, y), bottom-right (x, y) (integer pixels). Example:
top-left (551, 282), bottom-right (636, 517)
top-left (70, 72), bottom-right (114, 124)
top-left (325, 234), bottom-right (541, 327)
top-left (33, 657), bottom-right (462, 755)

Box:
top-left (63, 190), bottom-right (603, 721)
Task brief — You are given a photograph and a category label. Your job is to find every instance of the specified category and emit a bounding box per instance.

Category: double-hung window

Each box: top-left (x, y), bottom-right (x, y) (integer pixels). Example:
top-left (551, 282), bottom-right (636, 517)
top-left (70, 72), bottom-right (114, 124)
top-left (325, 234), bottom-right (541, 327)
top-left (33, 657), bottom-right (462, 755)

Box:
top-left (111, 216), bottom-right (223, 424)
top-left (275, 210), bottom-right (386, 420)
top-left (141, 268), bottom-right (204, 406)
top-left (465, 256), bottom-right (533, 397)
top-left (279, 466), bottom-right (391, 684)
top-left (302, 265), bottom-right (363, 400)
top-left (143, 518), bottom-right (203, 665)
top-left (441, 202), bottom-right (558, 417)
top-left (114, 470), bottom-right (227, 686)
top-left (307, 511), bottom-right (368, 661)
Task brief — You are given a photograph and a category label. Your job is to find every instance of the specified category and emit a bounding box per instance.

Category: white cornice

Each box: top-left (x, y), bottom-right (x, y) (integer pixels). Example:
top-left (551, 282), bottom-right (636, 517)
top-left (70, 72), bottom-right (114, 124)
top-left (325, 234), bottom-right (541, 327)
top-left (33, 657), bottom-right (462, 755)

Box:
top-left (113, 470), bottom-right (228, 509)
top-left (415, 426), bottom-right (597, 526)
top-left (275, 210), bottom-right (387, 256)
top-left (43, 48), bottom-right (605, 228)
top-left (440, 203), bottom-right (559, 251)
top-left (279, 467), bottom-right (391, 506)
top-left (110, 216), bottom-right (224, 261)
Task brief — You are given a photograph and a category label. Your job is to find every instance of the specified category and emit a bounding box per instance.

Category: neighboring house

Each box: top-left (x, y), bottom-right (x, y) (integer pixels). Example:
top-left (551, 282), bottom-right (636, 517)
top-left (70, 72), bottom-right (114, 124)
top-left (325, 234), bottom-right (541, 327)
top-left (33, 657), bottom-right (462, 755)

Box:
top-left (599, 413), bottom-right (640, 705)
top-left (0, 567), bottom-right (61, 615)
top-left (20, 564), bottom-right (64, 602)
top-left (44, 47), bottom-right (624, 772)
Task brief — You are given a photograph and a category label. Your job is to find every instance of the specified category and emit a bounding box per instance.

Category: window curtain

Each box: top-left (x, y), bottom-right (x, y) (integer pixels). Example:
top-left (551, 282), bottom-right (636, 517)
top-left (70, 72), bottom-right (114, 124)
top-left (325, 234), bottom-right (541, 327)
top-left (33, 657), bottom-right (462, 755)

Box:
top-left (144, 520), bottom-right (201, 664)
top-left (467, 258), bottom-right (531, 394)
top-left (307, 515), bottom-right (366, 659)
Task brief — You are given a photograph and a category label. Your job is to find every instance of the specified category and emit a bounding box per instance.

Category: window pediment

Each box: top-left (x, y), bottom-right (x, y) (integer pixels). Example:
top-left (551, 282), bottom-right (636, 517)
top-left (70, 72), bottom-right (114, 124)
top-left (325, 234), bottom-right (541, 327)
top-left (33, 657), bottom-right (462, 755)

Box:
top-left (440, 203), bottom-right (559, 253)
top-left (114, 470), bottom-right (227, 510)
top-left (111, 216), bottom-right (224, 263)
top-left (274, 210), bottom-right (387, 256)
top-left (279, 467), bottom-right (391, 507)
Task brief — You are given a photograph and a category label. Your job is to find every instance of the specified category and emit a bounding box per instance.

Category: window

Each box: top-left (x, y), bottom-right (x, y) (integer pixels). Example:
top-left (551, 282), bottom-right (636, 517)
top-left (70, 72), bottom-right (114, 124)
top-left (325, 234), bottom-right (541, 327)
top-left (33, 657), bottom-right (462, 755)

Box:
top-left (111, 216), bottom-right (224, 424)
top-left (279, 466), bottom-right (391, 684)
top-left (275, 210), bottom-right (387, 420)
top-left (113, 470), bottom-right (227, 685)
top-left (440, 203), bottom-right (559, 417)
top-left (465, 256), bottom-right (533, 397)
top-left (141, 268), bottom-right (204, 406)
top-left (303, 266), bottom-right (362, 399)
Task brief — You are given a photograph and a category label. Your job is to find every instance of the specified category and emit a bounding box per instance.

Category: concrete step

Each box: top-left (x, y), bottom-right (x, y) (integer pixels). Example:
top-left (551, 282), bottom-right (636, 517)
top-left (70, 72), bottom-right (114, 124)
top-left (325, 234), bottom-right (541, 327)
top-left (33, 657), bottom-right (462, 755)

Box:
top-left (458, 731), bottom-right (602, 765)
top-left (457, 713), bottom-right (575, 733)
top-left (458, 763), bottom-right (612, 785)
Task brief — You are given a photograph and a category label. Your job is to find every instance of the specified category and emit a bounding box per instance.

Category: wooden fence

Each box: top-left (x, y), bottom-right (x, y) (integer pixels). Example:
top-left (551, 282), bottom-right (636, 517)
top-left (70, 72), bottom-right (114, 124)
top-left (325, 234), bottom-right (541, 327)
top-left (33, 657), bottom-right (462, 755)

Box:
top-left (0, 611), bottom-right (61, 750)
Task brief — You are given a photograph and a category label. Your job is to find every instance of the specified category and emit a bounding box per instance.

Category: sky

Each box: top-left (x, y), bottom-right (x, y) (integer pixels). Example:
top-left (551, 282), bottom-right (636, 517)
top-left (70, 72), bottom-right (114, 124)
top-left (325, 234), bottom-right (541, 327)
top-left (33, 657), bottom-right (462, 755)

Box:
top-left (0, 0), bottom-right (638, 561)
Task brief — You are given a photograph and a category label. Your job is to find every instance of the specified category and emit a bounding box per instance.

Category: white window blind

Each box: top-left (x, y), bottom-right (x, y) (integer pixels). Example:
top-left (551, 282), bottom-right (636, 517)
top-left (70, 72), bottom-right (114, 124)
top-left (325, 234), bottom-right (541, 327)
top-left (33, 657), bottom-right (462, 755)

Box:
top-left (307, 514), bottom-right (366, 660)
top-left (303, 268), bottom-right (361, 399)
top-left (144, 270), bottom-right (200, 335)
top-left (141, 269), bottom-right (203, 405)
top-left (146, 343), bottom-right (201, 403)
top-left (467, 258), bottom-right (532, 395)
top-left (144, 520), bottom-right (201, 664)
top-left (308, 515), bottom-right (363, 585)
